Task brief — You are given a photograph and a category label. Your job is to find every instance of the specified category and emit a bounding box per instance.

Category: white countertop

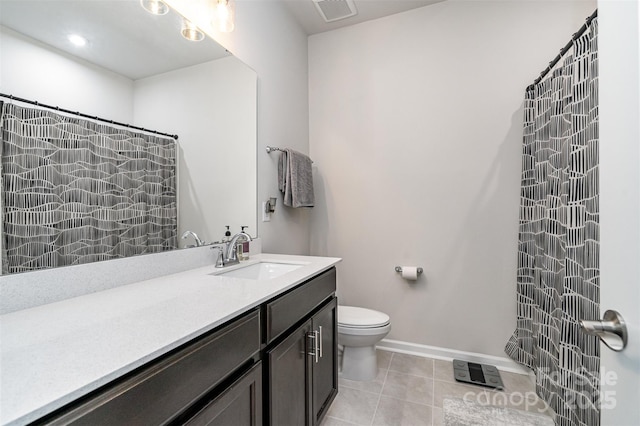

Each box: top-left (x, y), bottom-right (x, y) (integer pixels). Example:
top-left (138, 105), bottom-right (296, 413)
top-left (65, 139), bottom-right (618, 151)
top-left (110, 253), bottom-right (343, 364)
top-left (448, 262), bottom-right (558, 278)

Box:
top-left (0, 253), bottom-right (341, 426)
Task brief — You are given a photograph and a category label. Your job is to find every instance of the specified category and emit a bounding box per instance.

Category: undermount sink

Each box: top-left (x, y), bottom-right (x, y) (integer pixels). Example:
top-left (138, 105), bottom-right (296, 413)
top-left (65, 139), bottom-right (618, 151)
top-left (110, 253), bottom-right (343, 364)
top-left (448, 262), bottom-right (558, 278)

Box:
top-left (214, 262), bottom-right (303, 280)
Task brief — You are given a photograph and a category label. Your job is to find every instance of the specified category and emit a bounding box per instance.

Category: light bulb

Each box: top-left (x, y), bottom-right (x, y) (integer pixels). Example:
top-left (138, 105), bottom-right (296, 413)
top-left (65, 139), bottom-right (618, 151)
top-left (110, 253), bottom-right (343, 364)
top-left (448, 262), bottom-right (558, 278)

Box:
top-left (215, 0), bottom-right (235, 33)
top-left (68, 34), bottom-right (87, 47)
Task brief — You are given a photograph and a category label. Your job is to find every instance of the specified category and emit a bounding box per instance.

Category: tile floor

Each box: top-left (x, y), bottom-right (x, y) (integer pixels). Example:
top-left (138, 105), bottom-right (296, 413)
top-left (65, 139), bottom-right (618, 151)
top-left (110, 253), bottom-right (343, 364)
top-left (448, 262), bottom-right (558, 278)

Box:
top-left (321, 350), bottom-right (554, 426)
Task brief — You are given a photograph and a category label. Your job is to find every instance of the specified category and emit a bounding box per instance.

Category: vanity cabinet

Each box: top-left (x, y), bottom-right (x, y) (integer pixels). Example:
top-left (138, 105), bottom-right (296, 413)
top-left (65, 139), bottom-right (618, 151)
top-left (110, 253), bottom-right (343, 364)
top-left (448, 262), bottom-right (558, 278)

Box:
top-left (265, 268), bottom-right (338, 426)
top-left (32, 266), bottom-right (337, 426)
top-left (40, 309), bottom-right (262, 426)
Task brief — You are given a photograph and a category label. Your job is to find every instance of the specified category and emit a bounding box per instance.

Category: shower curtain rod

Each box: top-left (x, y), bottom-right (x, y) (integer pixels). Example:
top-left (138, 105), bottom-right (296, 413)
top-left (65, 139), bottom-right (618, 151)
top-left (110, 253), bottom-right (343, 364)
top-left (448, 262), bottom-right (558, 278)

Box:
top-left (0, 92), bottom-right (179, 140)
top-left (526, 9), bottom-right (598, 92)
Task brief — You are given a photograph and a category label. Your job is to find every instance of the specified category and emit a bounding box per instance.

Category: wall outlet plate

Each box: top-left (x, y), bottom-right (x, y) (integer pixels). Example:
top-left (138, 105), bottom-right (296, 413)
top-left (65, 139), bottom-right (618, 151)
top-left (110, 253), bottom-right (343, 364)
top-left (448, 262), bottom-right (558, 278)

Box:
top-left (262, 202), bottom-right (271, 222)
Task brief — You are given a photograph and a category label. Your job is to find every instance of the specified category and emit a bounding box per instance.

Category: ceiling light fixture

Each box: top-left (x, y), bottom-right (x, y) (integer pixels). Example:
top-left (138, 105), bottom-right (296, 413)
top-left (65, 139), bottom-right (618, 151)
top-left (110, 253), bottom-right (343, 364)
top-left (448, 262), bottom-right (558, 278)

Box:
top-left (181, 18), bottom-right (205, 41)
top-left (213, 0), bottom-right (235, 33)
top-left (140, 0), bottom-right (170, 15)
top-left (67, 34), bottom-right (87, 47)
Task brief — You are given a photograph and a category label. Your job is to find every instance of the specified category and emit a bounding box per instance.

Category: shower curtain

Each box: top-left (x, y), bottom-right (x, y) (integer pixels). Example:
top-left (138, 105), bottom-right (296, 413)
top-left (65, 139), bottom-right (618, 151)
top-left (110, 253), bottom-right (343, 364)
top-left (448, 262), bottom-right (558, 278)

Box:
top-left (0, 102), bottom-right (177, 274)
top-left (505, 18), bottom-right (600, 426)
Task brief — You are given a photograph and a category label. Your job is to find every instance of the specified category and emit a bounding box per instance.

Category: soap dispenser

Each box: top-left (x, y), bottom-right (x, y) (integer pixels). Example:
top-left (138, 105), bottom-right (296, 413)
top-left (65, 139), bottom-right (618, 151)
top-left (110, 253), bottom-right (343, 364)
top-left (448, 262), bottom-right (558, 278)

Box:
top-left (223, 225), bottom-right (231, 243)
top-left (240, 226), bottom-right (250, 260)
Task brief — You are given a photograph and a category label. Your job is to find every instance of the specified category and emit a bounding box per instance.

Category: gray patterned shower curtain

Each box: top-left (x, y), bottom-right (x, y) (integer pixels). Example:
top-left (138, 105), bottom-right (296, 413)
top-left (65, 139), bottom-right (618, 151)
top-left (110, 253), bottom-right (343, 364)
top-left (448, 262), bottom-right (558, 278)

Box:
top-left (0, 103), bottom-right (178, 274)
top-left (505, 18), bottom-right (600, 426)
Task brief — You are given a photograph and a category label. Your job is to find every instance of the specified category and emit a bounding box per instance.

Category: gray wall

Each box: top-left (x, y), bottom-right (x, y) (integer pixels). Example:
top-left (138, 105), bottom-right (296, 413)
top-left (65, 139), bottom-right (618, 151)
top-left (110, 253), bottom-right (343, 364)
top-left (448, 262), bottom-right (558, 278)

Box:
top-left (308, 0), bottom-right (596, 357)
top-left (174, 0), bottom-right (313, 255)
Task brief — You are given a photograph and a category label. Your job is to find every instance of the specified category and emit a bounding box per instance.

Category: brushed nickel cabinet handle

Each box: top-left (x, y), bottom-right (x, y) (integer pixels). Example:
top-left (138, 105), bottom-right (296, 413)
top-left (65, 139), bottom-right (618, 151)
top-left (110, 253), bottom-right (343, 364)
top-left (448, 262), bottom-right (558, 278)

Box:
top-left (307, 332), bottom-right (317, 358)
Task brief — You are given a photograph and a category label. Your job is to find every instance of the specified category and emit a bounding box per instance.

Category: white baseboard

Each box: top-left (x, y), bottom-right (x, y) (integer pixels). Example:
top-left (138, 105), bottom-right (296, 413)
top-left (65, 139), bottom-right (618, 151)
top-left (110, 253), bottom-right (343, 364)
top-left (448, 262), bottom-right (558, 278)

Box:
top-left (377, 339), bottom-right (532, 375)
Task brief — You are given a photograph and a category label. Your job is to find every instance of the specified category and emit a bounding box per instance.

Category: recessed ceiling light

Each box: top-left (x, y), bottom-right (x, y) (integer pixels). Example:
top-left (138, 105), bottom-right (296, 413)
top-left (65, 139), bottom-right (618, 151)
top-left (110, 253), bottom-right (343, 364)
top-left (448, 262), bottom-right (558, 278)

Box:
top-left (181, 18), bottom-right (204, 42)
top-left (140, 0), bottom-right (169, 15)
top-left (68, 34), bottom-right (87, 47)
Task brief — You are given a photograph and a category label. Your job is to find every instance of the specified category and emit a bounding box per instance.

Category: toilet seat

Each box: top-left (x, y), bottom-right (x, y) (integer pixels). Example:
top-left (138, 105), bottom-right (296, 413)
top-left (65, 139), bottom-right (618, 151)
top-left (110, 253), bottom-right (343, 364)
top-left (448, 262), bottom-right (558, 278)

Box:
top-left (338, 306), bottom-right (390, 329)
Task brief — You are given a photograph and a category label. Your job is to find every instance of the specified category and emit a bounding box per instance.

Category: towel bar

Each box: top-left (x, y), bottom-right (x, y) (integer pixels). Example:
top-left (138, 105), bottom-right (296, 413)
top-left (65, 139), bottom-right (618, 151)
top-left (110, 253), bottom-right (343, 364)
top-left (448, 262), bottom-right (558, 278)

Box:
top-left (266, 146), bottom-right (313, 163)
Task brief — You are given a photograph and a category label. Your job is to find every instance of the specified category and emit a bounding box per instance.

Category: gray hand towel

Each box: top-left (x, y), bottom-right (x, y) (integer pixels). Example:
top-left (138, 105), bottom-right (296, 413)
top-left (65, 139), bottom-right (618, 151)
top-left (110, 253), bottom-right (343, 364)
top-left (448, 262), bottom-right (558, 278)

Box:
top-left (282, 149), bottom-right (314, 208)
top-left (278, 151), bottom-right (287, 193)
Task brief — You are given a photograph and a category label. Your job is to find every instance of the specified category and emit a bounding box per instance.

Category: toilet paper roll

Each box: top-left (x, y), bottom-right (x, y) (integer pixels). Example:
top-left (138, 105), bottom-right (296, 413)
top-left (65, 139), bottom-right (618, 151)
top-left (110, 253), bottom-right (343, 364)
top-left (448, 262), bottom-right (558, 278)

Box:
top-left (401, 266), bottom-right (419, 280)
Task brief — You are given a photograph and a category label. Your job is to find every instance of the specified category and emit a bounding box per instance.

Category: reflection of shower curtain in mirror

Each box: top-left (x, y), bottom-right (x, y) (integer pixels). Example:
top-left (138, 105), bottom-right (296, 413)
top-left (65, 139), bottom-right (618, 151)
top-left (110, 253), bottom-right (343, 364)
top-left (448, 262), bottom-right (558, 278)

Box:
top-left (0, 102), bottom-right (178, 274)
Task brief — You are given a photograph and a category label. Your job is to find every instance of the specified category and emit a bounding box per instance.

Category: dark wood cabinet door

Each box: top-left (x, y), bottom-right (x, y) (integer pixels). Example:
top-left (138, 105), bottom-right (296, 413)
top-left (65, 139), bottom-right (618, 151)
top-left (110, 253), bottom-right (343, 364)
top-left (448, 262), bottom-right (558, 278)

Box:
top-left (267, 320), bottom-right (312, 426)
top-left (311, 297), bottom-right (338, 425)
top-left (185, 362), bottom-right (262, 426)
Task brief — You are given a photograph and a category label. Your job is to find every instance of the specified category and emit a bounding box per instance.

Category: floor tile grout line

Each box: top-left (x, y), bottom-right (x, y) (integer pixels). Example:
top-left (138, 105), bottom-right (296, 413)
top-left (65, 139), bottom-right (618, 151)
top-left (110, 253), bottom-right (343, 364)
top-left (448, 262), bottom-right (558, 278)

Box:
top-left (375, 393), bottom-right (436, 408)
top-left (369, 352), bottom-right (393, 425)
top-left (338, 383), bottom-right (384, 396)
top-left (432, 360), bottom-right (435, 426)
top-left (388, 366), bottom-right (433, 373)
top-left (379, 373), bottom-right (436, 407)
top-left (329, 350), bottom-right (390, 426)
top-left (387, 357), bottom-right (436, 380)
top-left (386, 369), bottom-right (435, 381)
top-left (325, 415), bottom-right (361, 426)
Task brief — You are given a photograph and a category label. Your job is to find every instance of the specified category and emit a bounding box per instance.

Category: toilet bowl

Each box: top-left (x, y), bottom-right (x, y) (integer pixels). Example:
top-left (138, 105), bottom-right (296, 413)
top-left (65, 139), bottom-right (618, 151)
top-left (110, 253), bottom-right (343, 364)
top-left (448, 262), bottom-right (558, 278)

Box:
top-left (338, 305), bottom-right (391, 381)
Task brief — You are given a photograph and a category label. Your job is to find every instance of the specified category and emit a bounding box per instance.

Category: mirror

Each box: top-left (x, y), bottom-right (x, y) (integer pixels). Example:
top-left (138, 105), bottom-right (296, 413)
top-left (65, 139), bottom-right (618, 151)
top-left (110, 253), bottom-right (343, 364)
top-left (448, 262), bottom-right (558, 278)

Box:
top-left (0, 0), bottom-right (257, 274)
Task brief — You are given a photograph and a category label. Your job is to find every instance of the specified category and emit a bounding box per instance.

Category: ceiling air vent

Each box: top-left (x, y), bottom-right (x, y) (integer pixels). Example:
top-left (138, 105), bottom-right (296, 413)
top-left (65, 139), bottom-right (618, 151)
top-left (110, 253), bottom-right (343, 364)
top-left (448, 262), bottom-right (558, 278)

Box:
top-left (312, 0), bottom-right (357, 23)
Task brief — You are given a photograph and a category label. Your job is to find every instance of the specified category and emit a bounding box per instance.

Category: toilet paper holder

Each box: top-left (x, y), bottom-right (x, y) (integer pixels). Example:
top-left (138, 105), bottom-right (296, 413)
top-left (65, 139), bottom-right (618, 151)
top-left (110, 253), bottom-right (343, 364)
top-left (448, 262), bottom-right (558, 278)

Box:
top-left (394, 266), bottom-right (423, 275)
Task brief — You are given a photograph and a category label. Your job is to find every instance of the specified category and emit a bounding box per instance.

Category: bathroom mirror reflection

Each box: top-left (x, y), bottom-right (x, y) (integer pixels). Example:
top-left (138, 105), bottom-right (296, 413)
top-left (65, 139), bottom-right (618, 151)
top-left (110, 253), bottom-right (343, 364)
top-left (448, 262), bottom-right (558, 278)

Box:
top-left (0, 0), bottom-right (257, 274)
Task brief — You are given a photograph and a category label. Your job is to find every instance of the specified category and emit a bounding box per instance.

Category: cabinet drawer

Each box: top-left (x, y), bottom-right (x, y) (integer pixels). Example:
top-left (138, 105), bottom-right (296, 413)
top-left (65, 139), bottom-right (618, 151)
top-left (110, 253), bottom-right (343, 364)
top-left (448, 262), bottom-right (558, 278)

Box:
top-left (265, 267), bottom-right (336, 343)
top-left (44, 309), bottom-right (261, 425)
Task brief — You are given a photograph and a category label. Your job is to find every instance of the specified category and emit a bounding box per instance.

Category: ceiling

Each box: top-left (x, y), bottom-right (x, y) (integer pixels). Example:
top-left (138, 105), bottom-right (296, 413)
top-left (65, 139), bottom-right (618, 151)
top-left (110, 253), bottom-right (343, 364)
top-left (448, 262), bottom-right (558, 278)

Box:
top-left (0, 0), bottom-right (444, 80)
top-left (281, 0), bottom-right (444, 35)
top-left (0, 0), bottom-right (229, 80)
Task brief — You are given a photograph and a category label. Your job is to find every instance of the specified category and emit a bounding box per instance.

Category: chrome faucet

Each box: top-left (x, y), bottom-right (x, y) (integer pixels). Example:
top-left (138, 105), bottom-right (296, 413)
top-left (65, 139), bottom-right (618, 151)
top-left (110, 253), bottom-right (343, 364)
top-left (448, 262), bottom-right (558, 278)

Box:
top-left (224, 232), bottom-right (252, 266)
top-left (211, 232), bottom-right (252, 268)
top-left (181, 230), bottom-right (204, 247)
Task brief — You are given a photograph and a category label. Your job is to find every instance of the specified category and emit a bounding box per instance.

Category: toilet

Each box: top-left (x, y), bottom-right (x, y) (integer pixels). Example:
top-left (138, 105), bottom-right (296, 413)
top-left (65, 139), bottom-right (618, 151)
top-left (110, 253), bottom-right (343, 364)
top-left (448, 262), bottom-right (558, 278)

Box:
top-left (338, 305), bottom-right (391, 381)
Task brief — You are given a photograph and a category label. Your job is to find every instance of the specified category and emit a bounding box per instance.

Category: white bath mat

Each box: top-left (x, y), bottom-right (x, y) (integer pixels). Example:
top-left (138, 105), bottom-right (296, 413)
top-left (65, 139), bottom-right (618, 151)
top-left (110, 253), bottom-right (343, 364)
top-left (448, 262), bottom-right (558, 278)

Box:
top-left (443, 398), bottom-right (554, 426)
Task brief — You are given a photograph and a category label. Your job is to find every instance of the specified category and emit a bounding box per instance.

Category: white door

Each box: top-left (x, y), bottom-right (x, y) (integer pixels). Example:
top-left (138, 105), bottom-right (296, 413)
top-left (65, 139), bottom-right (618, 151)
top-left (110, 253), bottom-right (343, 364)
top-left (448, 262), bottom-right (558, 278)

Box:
top-left (598, 0), bottom-right (640, 425)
